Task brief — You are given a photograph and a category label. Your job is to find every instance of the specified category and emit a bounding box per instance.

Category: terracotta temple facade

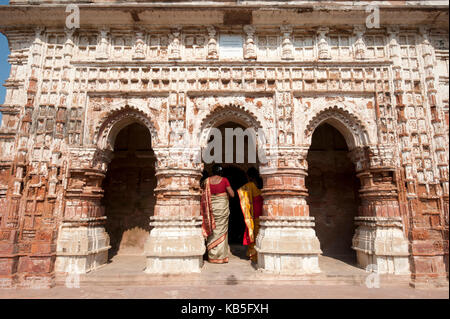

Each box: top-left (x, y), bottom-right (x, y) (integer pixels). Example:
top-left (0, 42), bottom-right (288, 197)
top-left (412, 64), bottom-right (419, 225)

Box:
top-left (0, 1), bottom-right (448, 288)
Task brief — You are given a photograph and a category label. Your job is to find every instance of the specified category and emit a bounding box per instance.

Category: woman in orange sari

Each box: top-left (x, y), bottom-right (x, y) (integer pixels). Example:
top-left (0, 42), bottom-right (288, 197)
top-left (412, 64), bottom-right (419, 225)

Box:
top-left (237, 167), bottom-right (263, 263)
top-left (201, 164), bottom-right (235, 264)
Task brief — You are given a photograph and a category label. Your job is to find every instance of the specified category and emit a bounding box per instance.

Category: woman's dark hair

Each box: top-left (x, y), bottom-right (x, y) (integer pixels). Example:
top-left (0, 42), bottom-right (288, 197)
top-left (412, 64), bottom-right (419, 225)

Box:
top-left (247, 167), bottom-right (263, 189)
top-left (201, 169), bottom-right (209, 180)
top-left (247, 167), bottom-right (258, 179)
top-left (212, 164), bottom-right (223, 176)
top-left (200, 169), bottom-right (209, 188)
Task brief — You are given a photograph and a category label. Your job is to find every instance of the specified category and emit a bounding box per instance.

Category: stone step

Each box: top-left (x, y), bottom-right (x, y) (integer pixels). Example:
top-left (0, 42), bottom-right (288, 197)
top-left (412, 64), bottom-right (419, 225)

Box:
top-left (54, 253), bottom-right (412, 288)
top-left (55, 272), bottom-right (411, 288)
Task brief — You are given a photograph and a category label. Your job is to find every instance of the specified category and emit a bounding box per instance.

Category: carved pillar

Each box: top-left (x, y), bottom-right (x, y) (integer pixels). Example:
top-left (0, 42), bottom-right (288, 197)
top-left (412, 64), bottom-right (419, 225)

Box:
top-left (169, 26), bottom-right (182, 60)
top-left (54, 148), bottom-right (111, 274)
top-left (243, 25), bottom-right (257, 60)
top-left (255, 147), bottom-right (321, 274)
top-left (55, 27), bottom-right (73, 146)
top-left (206, 26), bottom-right (218, 60)
top-left (132, 30), bottom-right (146, 60)
top-left (388, 27), bottom-right (403, 93)
top-left (280, 25), bottom-right (294, 60)
top-left (317, 27), bottom-right (330, 60)
top-left (144, 147), bottom-right (205, 274)
top-left (353, 25), bottom-right (367, 60)
top-left (96, 28), bottom-right (109, 60)
top-left (350, 146), bottom-right (410, 275)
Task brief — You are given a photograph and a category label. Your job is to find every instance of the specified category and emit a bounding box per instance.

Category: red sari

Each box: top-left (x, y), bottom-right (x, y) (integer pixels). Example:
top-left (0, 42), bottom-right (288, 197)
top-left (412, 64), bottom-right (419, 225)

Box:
top-left (201, 178), bottom-right (215, 238)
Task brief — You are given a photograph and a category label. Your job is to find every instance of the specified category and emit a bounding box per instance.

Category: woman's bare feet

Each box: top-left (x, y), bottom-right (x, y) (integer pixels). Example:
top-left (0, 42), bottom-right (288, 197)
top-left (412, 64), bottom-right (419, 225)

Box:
top-left (208, 257), bottom-right (229, 264)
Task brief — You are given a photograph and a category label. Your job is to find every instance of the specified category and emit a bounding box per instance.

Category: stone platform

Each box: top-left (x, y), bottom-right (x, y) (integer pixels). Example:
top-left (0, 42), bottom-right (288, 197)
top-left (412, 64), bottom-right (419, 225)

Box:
top-left (54, 245), bottom-right (411, 288)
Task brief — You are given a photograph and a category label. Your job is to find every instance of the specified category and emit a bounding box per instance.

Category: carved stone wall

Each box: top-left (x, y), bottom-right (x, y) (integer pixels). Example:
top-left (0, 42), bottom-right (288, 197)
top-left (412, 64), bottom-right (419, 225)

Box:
top-left (0, 2), bottom-right (448, 287)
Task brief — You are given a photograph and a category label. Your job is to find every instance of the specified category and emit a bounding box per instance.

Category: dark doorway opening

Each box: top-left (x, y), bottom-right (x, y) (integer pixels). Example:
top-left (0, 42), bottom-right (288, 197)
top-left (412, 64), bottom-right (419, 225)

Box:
top-left (306, 123), bottom-right (360, 263)
top-left (102, 122), bottom-right (156, 260)
top-left (203, 121), bottom-right (259, 246)
top-left (223, 165), bottom-right (248, 244)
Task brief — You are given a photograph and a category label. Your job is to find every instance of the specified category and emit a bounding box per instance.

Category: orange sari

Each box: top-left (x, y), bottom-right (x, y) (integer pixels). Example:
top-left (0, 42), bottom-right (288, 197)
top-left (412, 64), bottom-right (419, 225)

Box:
top-left (238, 181), bottom-right (263, 262)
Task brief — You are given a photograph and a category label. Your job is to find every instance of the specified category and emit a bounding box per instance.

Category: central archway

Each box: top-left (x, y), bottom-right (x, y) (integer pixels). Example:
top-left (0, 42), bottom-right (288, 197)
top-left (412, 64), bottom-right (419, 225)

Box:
top-left (199, 104), bottom-right (265, 252)
top-left (203, 121), bottom-right (260, 246)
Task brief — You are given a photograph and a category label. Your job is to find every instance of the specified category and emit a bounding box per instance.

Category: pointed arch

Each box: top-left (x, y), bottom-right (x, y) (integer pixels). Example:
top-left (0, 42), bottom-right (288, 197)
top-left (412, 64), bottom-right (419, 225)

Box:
top-left (198, 104), bottom-right (264, 148)
top-left (305, 105), bottom-right (370, 150)
top-left (94, 105), bottom-right (158, 151)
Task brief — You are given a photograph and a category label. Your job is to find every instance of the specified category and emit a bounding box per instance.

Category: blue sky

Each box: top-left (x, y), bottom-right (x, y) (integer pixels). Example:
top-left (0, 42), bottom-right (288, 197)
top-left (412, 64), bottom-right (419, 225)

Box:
top-left (0, 0), bottom-right (10, 124)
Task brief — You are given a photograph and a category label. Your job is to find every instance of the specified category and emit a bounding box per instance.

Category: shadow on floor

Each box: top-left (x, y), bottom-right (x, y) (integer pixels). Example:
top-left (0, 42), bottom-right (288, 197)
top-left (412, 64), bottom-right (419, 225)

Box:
top-left (230, 244), bottom-right (259, 270)
top-left (230, 244), bottom-right (248, 260)
top-left (323, 253), bottom-right (358, 268)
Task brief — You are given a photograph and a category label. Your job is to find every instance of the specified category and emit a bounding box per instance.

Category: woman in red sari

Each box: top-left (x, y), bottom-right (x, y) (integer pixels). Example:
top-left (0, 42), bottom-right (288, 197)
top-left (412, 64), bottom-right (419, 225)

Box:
top-left (238, 167), bottom-right (263, 263)
top-left (201, 164), bottom-right (235, 264)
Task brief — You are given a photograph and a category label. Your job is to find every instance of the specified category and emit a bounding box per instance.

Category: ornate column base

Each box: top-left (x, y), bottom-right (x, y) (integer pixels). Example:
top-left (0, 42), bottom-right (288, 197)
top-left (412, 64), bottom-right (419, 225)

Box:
top-left (256, 217), bottom-right (322, 274)
top-left (144, 217), bottom-right (205, 274)
top-left (352, 217), bottom-right (410, 275)
top-left (55, 219), bottom-right (110, 274)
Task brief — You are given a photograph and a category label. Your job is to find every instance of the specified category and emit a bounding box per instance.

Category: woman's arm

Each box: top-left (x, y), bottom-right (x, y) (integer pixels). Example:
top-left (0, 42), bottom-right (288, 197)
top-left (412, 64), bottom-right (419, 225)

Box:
top-left (226, 186), bottom-right (235, 198)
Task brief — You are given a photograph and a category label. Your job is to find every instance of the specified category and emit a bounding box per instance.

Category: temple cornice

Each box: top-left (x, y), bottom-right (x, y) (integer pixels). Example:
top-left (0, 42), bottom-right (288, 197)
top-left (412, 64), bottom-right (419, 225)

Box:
top-left (0, 4), bottom-right (448, 30)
